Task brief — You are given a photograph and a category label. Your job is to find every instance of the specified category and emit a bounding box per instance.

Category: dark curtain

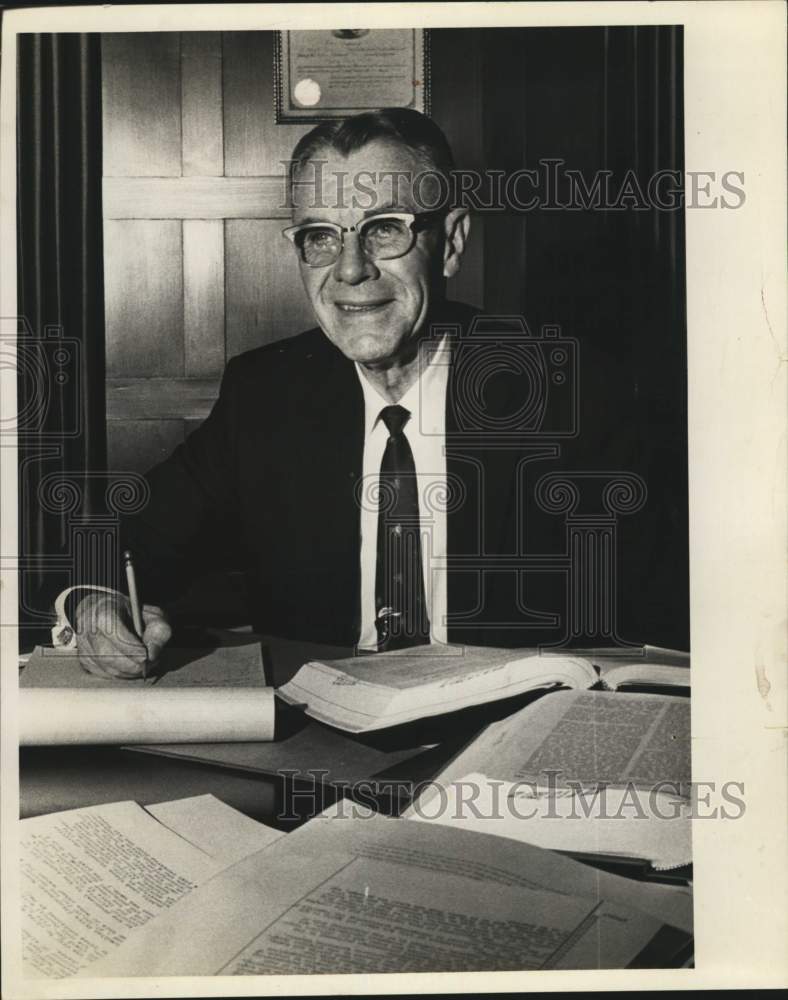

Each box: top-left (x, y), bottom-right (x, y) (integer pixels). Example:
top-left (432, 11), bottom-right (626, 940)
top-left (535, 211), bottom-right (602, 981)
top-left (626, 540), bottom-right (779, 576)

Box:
top-left (16, 33), bottom-right (106, 648)
top-left (433, 26), bottom-right (689, 649)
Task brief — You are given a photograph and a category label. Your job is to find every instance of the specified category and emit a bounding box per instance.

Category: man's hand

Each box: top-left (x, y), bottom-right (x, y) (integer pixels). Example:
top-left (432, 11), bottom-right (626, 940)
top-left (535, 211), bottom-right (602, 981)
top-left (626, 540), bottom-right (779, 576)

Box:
top-left (74, 592), bottom-right (172, 679)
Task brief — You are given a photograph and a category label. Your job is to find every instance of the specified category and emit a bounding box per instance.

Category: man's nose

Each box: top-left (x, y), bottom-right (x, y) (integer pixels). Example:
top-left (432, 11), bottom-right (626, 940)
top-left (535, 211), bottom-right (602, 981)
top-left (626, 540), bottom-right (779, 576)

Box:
top-left (331, 231), bottom-right (379, 284)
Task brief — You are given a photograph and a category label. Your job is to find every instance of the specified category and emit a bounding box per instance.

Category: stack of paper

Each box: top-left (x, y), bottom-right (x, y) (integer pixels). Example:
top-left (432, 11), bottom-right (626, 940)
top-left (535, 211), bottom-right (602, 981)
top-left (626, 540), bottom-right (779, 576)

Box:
top-left (18, 795), bottom-right (282, 979)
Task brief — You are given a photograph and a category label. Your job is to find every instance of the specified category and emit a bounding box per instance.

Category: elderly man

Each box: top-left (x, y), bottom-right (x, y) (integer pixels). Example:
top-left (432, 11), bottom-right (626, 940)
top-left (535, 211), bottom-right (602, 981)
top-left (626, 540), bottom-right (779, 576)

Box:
top-left (74, 105), bottom-right (687, 680)
top-left (77, 108), bottom-right (489, 676)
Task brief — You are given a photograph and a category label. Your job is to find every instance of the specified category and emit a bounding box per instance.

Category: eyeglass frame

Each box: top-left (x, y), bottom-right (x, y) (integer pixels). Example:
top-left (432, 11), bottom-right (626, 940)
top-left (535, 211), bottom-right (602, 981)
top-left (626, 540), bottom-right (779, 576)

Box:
top-left (281, 209), bottom-right (446, 267)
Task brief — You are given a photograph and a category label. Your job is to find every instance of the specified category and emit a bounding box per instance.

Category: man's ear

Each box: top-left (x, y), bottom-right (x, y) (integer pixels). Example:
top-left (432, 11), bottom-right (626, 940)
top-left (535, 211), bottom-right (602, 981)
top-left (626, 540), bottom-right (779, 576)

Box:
top-left (442, 208), bottom-right (471, 278)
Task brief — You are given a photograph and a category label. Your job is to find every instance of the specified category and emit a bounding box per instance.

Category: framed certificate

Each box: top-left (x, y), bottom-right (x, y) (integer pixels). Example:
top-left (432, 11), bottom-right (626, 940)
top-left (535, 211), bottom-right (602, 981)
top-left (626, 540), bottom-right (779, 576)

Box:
top-left (275, 29), bottom-right (430, 123)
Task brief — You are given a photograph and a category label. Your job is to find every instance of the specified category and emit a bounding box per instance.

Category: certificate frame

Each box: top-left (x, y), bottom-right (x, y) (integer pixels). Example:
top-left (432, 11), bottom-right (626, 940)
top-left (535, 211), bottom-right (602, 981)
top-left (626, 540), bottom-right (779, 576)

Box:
top-left (274, 28), bottom-right (430, 123)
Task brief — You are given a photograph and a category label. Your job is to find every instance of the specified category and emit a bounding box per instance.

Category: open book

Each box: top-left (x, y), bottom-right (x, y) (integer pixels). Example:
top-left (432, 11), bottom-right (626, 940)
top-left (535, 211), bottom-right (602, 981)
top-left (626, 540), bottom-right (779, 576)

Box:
top-left (406, 689), bottom-right (692, 870)
top-left (86, 808), bottom-right (692, 976)
top-left (275, 643), bottom-right (690, 732)
top-left (275, 644), bottom-right (598, 732)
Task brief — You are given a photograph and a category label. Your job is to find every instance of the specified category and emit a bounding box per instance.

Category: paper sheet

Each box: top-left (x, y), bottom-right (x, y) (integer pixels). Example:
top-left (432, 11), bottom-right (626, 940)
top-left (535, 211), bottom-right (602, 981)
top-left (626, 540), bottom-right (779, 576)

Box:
top-left (19, 795), bottom-right (283, 979)
top-left (20, 641), bottom-right (267, 689)
top-left (90, 812), bottom-right (691, 977)
top-left (20, 800), bottom-right (222, 978)
top-left (128, 721), bottom-right (431, 785)
top-left (145, 795), bottom-right (283, 866)
top-left (19, 687), bottom-right (274, 746)
top-left (276, 644), bottom-right (597, 732)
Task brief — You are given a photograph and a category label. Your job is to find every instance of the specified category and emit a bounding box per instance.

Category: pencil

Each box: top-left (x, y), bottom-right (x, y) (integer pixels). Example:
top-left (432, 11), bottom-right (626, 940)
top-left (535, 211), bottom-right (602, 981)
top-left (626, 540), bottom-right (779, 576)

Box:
top-left (123, 550), bottom-right (147, 680)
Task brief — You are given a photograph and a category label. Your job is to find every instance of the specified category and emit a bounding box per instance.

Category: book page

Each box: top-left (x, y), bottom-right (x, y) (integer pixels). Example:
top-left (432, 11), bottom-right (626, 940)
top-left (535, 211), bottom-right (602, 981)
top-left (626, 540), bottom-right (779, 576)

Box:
top-left (276, 645), bottom-right (596, 732)
top-left (513, 693), bottom-right (690, 790)
top-left (423, 690), bottom-right (691, 793)
top-left (89, 813), bottom-right (686, 977)
top-left (19, 800), bottom-right (224, 979)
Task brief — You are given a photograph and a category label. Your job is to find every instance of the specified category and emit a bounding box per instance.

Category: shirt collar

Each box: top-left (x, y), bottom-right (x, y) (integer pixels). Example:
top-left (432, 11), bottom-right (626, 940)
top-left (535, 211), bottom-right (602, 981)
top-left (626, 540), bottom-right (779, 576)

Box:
top-left (355, 333), bottom-right (450, 439)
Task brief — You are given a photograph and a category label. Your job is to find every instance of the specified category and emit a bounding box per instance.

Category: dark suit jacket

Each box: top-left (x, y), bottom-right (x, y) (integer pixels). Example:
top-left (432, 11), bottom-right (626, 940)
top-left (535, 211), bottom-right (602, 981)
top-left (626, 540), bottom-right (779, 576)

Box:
top-left (122, 300), bottom-right (689, 650)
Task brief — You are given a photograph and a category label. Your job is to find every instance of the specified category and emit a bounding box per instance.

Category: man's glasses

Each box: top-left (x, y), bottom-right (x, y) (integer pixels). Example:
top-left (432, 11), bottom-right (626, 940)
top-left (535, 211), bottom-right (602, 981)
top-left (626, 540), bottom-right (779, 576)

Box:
top-left (282, 211), bottom-right (444, 268)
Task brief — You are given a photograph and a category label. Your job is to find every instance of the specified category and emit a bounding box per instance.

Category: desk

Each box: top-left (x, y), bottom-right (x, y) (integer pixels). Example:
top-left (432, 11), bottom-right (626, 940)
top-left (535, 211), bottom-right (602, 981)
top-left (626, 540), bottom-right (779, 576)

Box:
top-left (18, 641), bottom-right (693, 971)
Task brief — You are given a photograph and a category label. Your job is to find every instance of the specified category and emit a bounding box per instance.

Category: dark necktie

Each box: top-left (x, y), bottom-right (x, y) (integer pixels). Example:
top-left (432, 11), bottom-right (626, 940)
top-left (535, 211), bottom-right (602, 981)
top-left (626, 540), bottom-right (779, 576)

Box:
top-left (375, 405), bottom-right (431, 651)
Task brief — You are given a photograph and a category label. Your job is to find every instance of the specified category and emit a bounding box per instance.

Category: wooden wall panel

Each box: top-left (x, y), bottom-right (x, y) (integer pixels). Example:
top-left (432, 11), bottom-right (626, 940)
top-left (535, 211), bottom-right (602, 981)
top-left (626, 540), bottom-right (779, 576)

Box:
top-left (183, 220), bottom-right (225, 376)
top-left (102, 33), bottom-right (182, 177)
top-left (181, 32), bottom-right (224, 176)
top-left (107, 379), bottom-right (220, 421)
top-left (107, 419), bottom-right (185, 475)
top-left (225, 219), bottom-right (316, 357)
top-left (104, 220), bottom-right (184, 378)
top-left (103, 177), bottom-right (289, 219)
top-left (222, 32), bottom-right (310, 176)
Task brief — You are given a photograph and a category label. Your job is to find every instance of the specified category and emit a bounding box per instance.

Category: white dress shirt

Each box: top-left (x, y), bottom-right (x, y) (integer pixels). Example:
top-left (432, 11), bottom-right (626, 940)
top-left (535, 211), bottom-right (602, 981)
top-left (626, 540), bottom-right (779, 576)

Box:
top-left (355, 335), bottom-right (450, 650)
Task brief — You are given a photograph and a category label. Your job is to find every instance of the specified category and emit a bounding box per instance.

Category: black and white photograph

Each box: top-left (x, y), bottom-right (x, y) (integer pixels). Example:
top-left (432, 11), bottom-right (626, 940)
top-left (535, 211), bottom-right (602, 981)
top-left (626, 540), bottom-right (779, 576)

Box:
top-left (0, 2), bottom-right (785, 995)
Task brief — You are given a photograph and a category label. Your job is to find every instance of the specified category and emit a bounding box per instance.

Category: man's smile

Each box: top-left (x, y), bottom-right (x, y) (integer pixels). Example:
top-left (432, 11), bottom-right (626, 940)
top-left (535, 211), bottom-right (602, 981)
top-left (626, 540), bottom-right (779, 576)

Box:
top-left (333, 298), bottom-right (394, 314)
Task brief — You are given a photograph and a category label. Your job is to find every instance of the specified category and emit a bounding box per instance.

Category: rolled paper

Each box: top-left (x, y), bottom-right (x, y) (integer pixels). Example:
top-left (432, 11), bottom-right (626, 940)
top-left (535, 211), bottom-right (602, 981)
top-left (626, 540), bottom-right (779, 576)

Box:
top-left (19, 687), bottom-right (274, 746)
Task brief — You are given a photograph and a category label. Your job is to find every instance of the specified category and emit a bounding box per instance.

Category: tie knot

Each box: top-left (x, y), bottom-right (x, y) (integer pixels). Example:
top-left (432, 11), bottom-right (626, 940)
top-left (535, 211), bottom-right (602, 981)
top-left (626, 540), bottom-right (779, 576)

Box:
top-left (379, 405), bottom-right (410, 437)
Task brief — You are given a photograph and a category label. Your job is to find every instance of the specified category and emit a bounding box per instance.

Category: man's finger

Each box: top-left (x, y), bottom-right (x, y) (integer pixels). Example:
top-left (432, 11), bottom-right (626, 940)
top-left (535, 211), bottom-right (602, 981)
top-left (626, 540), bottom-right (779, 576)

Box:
top-left (143, 625), bottom-right (171, 663)
top-left (141, 605), bottom-right (172, 663)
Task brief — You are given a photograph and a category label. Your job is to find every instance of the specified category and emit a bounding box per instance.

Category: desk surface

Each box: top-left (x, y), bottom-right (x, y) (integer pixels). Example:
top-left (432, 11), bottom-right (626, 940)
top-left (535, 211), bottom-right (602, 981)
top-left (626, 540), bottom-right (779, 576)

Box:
top-left (20, 746), bottom-right (277, 822)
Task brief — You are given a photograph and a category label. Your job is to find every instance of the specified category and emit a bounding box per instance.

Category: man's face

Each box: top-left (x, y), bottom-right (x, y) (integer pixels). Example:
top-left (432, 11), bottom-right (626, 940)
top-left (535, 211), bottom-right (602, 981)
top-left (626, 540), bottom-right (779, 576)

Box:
top-left (290, 140), bottom-right (446, 368)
